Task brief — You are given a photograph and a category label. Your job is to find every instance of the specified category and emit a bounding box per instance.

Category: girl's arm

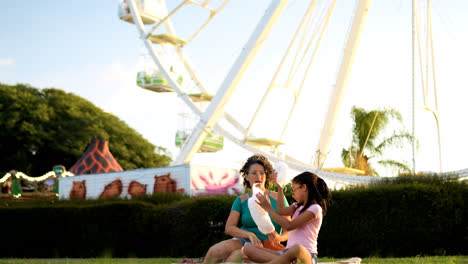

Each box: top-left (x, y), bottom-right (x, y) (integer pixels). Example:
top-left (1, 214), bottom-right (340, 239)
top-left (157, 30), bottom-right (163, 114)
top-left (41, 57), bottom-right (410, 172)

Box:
top-left (275, 185), bottom-right (297, 216)
top-left (271, 172), bottom-right (296, 216)
top-left (225, 210), bottom-right (263, 247)
top-left (257, 193), bottom-right (316, 231)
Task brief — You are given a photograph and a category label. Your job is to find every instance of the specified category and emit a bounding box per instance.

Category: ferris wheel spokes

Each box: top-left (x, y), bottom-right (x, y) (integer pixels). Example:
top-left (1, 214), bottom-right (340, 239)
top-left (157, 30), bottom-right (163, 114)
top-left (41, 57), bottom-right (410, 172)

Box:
top-left (127, 0), bottom-right (261, 160)
top-left (126, 0), bottom-right (338, 167)
top-left (141, 0), bottom-right (254, 139)
top-left (126, 0), bottom-right (255, 140)
top-left (242, 0), bottom-right (319, 145)
top-left (126, 0), bottom-right (334, 165)
top-left (242, 0), bottom-right (336, 150)
top-left (174, 0), bottom-right (292, 165)
top-left (277, 0), bottom-right (336, 144)
top-left (145, 0), bottom-right (232, 47)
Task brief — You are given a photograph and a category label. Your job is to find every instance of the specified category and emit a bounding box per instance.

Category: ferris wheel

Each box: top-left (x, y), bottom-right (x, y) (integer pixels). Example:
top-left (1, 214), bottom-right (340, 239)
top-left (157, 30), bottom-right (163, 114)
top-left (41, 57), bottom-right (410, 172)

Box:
top-left (117, 0), bottom-right (444, 185)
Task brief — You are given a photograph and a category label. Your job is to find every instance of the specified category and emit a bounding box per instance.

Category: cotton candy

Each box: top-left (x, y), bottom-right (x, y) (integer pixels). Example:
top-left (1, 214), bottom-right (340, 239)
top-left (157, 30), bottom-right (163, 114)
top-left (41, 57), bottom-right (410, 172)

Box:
top-left (274, 161), bottom-right (289, 187)
top-left (248, 184), bottom-right (275, 235)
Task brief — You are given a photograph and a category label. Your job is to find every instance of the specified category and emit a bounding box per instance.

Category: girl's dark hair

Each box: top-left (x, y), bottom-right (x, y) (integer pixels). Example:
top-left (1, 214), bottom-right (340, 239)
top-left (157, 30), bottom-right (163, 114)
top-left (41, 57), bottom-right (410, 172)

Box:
top-left (292, 171), bottom-right (331, 216)
top-left (239, 154), bottom-right (273, 189)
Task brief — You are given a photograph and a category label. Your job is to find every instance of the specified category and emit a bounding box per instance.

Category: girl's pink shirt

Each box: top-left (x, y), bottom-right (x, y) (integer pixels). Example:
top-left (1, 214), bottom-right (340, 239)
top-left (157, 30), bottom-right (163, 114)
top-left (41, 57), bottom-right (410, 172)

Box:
top-left (285, 203), bottom-right (322, 255)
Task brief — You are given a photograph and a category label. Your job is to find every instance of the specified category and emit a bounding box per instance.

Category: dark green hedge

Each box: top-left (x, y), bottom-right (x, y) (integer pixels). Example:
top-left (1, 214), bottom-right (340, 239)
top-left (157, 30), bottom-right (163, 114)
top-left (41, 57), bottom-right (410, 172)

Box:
top-left (319, 177), bottom-right (467, 257)
top-left (0, 195), bottom-right (234, 258)
top-left (0, 177), bottom-right (466, 258)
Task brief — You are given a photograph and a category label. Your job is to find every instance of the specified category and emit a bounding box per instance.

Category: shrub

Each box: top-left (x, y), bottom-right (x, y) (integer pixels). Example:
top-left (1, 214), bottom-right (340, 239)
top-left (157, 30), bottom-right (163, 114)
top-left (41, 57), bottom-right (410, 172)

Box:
top-left (0, 176), bottom-right (465, 258)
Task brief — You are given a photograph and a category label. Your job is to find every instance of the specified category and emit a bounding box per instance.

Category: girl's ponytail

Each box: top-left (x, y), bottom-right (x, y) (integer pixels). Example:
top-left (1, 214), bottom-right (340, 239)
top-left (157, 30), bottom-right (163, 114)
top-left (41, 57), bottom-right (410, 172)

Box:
top-left (292, 172), bottom-right (331, 216)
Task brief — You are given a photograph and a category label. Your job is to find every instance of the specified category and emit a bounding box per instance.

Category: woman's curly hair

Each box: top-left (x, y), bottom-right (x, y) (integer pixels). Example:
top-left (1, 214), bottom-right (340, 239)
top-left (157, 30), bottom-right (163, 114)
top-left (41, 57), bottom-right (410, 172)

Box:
top-left (239, 154), bottom-right (274, 189)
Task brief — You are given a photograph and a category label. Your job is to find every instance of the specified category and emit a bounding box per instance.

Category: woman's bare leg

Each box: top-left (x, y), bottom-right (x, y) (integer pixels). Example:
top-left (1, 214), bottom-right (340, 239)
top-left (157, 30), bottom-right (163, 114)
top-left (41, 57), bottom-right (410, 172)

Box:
top-left (267, 244), bottom-right (312, 264)
top-left (242, 243), bottom-right (281, 263)
top-left (204, 239), bottom-right (243, 264)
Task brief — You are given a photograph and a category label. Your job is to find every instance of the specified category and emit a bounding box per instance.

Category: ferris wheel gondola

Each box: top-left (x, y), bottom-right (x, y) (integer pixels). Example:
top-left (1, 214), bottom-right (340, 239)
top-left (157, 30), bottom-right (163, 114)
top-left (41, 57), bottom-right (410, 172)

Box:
top-left (119, 0), bottom-right (165, 25)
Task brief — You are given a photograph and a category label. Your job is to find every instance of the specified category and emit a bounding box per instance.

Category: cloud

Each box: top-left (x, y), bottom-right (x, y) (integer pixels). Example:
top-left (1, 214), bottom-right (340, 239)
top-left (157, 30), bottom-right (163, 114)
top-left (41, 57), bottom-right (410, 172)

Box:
top-left (0, 58), bottom-right (14, 66)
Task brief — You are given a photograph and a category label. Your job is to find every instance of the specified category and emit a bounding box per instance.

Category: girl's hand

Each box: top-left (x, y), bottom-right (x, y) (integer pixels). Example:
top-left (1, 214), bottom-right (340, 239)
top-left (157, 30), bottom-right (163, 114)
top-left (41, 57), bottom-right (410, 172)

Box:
top-left (256, 192), bottom-right (272, 211)
top-left (272, 171), bottom-right (279, 186)
top-left (248, 232), bottom-right (263, 247)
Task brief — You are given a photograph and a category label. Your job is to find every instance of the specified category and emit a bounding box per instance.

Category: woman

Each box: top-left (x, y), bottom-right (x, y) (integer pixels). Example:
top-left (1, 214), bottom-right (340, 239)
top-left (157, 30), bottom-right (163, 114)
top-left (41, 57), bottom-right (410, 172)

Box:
top-left (242, 171), bottom-right (331, 264)
top-left (203, 154), bottom-right (289, 264)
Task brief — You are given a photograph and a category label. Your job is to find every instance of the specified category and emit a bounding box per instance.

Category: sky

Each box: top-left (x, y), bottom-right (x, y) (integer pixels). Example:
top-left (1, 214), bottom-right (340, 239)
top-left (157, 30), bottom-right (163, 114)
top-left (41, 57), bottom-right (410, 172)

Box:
top-left (1, 0), bottom-right (468, 175)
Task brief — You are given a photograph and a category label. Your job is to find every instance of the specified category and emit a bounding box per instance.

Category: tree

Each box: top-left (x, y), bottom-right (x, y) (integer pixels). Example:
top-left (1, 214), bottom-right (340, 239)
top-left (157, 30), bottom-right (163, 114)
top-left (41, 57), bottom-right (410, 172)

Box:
top-left (0, 83), bottom-right (172, 175)
top-left (341, 106), bottom-right (413, 176)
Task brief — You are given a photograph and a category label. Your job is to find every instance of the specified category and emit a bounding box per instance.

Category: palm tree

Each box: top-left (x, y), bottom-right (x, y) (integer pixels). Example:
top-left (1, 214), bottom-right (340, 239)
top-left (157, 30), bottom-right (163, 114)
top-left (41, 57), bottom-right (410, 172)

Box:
top-left (341, 106), bottom-right (413, 176)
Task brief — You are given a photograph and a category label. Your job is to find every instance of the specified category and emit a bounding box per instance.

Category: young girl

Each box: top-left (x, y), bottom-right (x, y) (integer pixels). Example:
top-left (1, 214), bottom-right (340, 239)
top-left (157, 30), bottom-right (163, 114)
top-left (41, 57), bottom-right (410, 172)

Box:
top-left (242, 171), bottom-right (331, 264)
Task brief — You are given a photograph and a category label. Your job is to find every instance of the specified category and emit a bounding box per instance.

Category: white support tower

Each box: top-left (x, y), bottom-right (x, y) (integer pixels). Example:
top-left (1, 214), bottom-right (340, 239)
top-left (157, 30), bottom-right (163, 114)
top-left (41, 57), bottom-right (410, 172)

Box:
top-left (412, 0), bottom-right (442, 173)
top-left (313, 0), bottom-right (373, 169)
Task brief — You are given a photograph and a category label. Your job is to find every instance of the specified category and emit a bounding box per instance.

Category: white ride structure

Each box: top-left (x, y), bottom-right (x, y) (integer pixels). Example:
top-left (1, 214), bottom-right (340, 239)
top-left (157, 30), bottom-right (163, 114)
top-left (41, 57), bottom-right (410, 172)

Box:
top-left (118, 0), bottom-right (450, 187)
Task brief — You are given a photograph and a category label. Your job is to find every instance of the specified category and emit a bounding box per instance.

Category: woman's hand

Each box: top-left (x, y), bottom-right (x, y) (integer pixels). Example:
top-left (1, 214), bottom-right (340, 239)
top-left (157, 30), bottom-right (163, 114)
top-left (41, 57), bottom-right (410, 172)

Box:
top-left (248, 232), bottom-right (263, 247)
top-left (268, 231), bottom-right (281, 243)
top-left (256, 192), bottom-right (272, 211)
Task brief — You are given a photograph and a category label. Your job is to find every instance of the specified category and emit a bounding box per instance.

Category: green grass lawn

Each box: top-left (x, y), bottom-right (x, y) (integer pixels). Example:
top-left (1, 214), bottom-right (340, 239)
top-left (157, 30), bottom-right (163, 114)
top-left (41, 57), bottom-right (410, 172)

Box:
top-left (0, 256), bottom-right (466, 264)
